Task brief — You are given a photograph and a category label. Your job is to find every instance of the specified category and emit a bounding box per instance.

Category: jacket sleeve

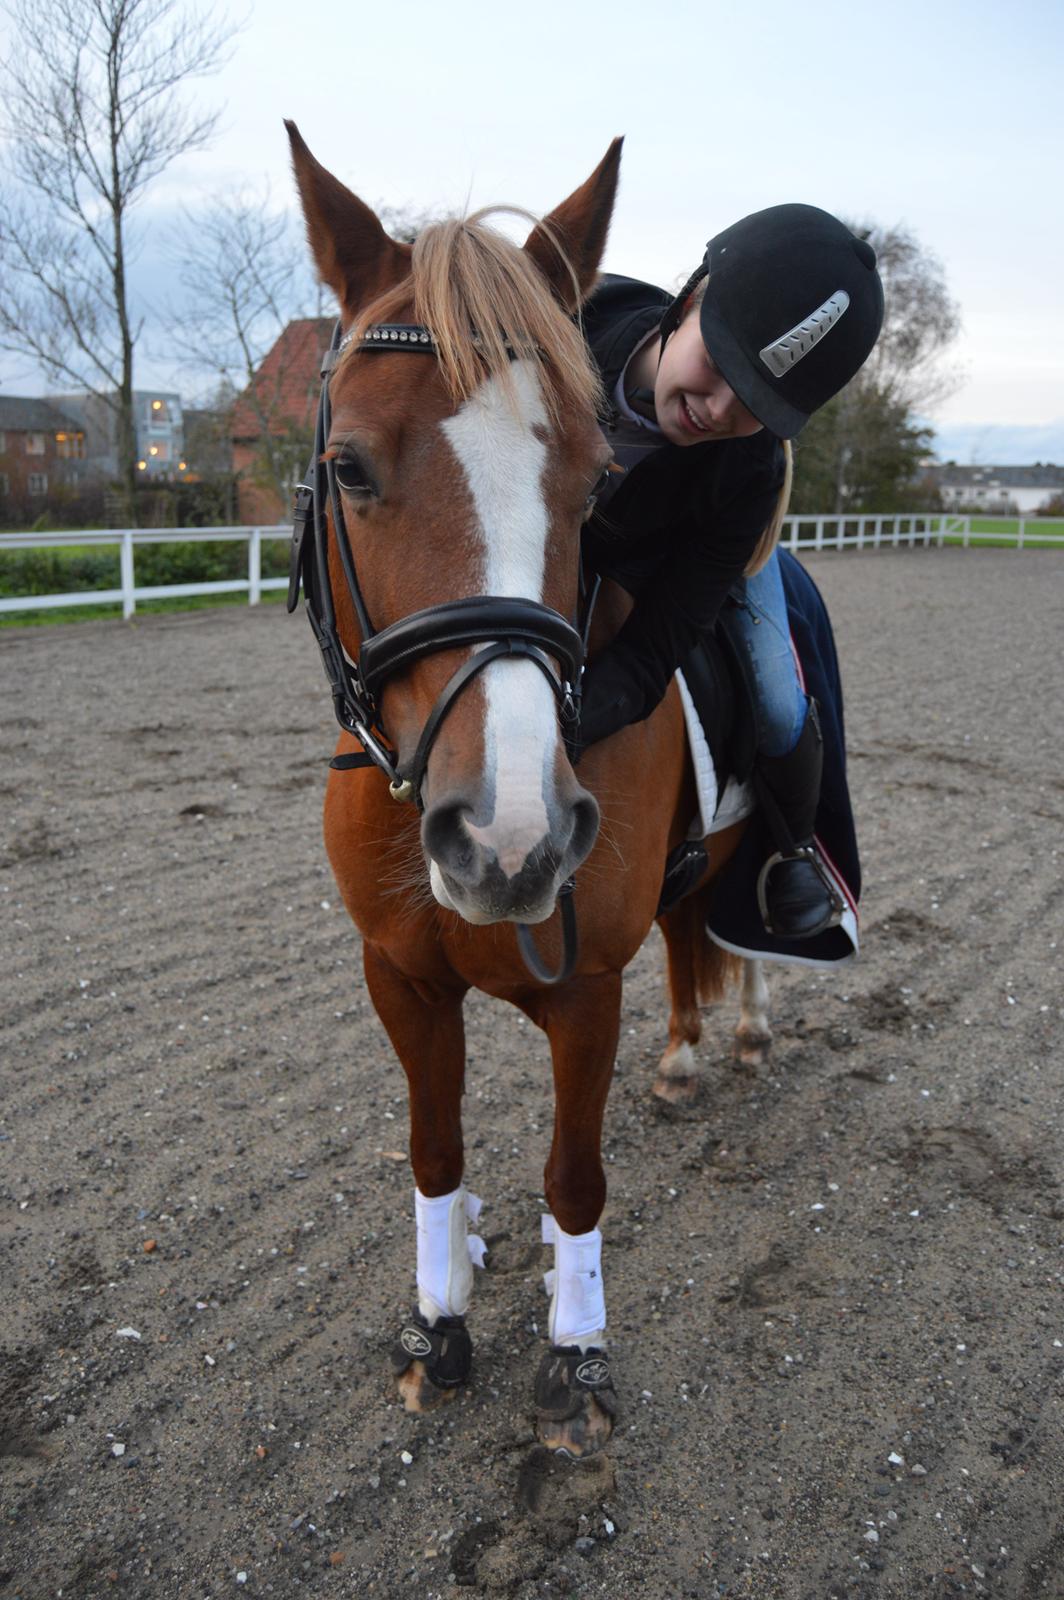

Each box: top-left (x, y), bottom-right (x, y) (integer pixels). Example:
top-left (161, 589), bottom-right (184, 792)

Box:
top-left (579, 464), bottom-right (782, 747)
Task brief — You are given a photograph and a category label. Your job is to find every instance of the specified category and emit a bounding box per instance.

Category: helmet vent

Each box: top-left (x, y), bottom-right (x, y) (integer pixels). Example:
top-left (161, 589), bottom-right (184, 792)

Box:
top-left (759, 289), bottom-right (851, 379)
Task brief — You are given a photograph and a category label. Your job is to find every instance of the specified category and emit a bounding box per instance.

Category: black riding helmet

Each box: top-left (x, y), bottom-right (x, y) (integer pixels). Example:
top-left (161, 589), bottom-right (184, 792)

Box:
top-left (659, 204), bottom-right (884, 439)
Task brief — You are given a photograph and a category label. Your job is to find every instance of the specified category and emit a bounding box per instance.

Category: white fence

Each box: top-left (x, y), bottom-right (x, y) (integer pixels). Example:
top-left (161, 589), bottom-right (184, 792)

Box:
top-left (0, 514), bottom-right (1060, 619)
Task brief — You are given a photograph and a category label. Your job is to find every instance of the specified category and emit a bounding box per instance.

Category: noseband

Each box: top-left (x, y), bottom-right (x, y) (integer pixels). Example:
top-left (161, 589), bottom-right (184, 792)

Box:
top-left (288, 319), bottom-right (593, 983)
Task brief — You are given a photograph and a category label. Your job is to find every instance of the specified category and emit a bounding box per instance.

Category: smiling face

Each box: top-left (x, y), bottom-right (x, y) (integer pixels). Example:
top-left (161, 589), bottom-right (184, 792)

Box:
top-left (650, 300), bottom-right (764, 445)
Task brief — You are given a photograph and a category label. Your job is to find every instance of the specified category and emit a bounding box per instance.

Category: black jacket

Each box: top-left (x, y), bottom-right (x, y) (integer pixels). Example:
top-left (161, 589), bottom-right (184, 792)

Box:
top-left (579, 274), bottom-right (787, 744)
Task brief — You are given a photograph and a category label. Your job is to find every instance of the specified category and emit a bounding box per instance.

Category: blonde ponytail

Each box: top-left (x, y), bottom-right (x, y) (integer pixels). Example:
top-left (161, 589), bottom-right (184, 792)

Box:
top-left (744, 438), bottom-right (793, 575)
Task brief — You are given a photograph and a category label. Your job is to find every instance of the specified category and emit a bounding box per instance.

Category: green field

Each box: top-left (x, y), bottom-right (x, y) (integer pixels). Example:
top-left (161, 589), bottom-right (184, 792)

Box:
top-left (941, 517), bottom-right (1064, 548)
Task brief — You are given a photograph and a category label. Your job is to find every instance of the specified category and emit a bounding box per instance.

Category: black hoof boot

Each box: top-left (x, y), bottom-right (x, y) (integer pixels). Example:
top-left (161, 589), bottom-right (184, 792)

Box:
top-left (391, 1309), bottom-right (472, 1411)
top-left (534, 1345), bottom-right (617, 1458)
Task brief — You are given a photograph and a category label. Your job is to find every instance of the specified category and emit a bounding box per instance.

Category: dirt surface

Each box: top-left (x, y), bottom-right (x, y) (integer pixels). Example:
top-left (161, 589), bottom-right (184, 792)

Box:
top-left (2, 548), bottom-right (1062, 1600)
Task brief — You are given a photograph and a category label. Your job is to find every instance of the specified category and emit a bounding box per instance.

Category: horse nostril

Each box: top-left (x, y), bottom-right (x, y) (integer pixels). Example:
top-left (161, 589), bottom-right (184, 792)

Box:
top-left (568, 792), bottom-right (600, 869)
top-left (422, 798), bottom-right (477, 883)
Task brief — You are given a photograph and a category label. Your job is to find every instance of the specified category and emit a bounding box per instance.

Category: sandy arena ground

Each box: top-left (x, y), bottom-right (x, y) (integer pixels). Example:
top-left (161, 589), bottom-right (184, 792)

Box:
top-left (2, 549), bottom-right (1062, 1600)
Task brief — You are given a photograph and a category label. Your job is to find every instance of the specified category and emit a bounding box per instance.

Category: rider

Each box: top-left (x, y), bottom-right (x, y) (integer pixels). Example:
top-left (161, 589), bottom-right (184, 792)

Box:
top-left (577, 203), bottom-right (884, 939)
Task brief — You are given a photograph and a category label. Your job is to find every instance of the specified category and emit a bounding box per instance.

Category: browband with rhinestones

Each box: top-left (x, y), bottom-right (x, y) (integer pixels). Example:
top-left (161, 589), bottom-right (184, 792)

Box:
top-left (323, 322), bottom-right (539, 374)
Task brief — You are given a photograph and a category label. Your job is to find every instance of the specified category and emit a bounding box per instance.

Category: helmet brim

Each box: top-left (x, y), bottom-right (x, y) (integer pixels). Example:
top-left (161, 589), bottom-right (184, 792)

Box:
top-left (699, 295), bottom-right (809, 440)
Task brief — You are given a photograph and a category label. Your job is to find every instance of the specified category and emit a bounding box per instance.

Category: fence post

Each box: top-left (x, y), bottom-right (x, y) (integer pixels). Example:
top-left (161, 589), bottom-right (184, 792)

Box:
top-left (248, 528), bottom-right (262, 605)
top-left (938, 515), bottom-right (946, 548)
top-left (121, 530), bottom-right (135, 619)
top-left (962, 517), bottom-right (970, 548)
top-left (835, 518), bottom-right (845, 551)
top-left (1017, 518), bottom-right (1025, 550)
top-left (815, 518), bottom-right (824, 551)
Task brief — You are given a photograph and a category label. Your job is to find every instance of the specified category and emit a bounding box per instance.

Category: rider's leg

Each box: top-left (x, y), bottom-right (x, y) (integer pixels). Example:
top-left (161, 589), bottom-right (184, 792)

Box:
top-left (725, 554), bottom-right (841, 939)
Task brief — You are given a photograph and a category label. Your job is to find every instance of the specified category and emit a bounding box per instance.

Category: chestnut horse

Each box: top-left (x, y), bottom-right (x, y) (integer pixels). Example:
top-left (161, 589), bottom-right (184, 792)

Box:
top-left (286, 125), bottom-right (771, 1457)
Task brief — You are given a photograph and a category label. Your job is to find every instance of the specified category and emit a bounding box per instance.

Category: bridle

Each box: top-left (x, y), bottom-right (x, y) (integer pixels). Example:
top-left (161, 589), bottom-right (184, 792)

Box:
top-left (287, 318), bottom-right (598, 983)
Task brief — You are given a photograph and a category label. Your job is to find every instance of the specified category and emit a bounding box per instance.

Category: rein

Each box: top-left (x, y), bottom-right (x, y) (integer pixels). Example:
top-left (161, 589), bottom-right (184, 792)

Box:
top-left (288, 318), bottom-right (591, 985)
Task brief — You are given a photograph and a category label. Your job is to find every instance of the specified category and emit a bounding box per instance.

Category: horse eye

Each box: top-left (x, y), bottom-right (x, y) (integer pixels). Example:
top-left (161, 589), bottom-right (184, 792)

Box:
top-left (584, 466), bottom-right (612, 512)
top-left (333, 454), bottom-right (372, 495)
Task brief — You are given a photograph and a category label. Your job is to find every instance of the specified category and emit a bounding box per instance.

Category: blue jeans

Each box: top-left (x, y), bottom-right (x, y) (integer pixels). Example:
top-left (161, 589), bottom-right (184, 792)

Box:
top-left (724, 551), bottom-right (807, 757)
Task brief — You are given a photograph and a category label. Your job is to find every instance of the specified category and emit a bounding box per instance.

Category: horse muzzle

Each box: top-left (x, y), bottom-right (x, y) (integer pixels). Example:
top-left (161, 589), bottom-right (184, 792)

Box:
top-left (423, 786), bottom-right (599, 925)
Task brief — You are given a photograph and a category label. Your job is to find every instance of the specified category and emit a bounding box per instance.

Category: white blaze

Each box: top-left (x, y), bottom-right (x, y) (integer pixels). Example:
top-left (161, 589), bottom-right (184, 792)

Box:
top-left (440, 362), bottom-right (556, 878)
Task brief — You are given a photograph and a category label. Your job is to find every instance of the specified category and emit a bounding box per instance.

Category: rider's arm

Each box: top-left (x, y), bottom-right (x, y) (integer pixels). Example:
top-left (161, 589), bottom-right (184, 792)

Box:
top-left (579, 453), bottom-right (783, 746)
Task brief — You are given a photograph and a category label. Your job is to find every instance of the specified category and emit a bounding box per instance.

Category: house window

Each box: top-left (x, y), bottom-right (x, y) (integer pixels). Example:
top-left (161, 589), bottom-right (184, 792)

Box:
top-left (26, 432), bottom-right (46, 455)
top-left (0, 431), bottom-right (6, 453)
top-left (148, 398), bottom-right (171, 423)
top-left (0, 473), bottom-right (9, 495)
top-left (55, 431), bottom-right (86, 460)
top-left (28, 472), bottom-right (48, 494)
top-left (146, 440), bottom-right (171, 462)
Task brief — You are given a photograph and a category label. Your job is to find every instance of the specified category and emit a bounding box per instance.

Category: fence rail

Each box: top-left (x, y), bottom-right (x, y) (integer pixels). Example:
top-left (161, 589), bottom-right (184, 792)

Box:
top-left (0, 514), bottom-right (1060, 618)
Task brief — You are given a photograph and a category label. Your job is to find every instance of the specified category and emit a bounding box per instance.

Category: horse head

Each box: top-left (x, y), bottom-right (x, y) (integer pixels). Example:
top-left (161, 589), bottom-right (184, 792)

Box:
top-left (287, 124), bottom-right (622, 927)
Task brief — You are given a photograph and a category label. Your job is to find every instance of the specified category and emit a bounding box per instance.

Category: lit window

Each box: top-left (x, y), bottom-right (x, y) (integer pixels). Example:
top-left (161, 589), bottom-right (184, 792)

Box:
top-left (149, 398), bottom-right (170, 422)
top-left (149, 445), bottom-right (159, 456)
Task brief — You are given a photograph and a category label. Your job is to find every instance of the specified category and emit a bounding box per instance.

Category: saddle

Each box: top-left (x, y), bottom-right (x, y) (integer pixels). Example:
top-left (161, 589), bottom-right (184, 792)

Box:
top-left (655, 607), bottom-right (758, 918)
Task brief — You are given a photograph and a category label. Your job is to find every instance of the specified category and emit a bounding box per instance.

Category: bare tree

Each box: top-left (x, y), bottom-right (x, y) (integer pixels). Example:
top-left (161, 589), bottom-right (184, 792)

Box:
top-left (0, 0), bottom-right (235, 520)
top-left (854, 221), bottom-right (962, 412)
top-left (166, 188), bottom-right (332, 510)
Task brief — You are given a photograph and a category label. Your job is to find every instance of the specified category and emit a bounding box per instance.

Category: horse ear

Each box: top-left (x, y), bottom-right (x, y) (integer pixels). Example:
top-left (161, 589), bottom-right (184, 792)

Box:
top-left (285, 120), bottom-right (411, 314)
top-left (524, 138), bottom-right (623, 311)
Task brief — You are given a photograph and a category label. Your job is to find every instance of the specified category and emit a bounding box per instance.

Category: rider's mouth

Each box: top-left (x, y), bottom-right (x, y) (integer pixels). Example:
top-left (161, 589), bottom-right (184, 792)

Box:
top-left (680, 395), bottom-right (718, 436)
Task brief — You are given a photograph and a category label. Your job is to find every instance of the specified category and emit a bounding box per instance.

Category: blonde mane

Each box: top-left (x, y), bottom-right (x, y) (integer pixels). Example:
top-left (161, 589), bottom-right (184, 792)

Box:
top-left (341, 208), bottom-right (602, 426)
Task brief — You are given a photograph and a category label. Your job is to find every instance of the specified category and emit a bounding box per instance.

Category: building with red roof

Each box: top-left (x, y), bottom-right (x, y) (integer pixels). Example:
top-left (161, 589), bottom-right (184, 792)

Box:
top-left (230, 317), bottom-right (333, 524)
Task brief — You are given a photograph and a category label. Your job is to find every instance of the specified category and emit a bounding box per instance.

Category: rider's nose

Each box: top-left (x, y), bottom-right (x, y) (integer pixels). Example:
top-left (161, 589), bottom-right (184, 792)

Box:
top-left (707, 380), bottom-right (739, 427)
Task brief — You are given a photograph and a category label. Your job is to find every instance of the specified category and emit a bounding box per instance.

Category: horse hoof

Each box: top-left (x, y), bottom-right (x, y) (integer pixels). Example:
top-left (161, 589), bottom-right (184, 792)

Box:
top-left (398, 1361), bottom-right (459, 1413)
top-left (391, 1310), bottom-right (472, 1411)
top-left (733, 1030), bottom-right (772, 1070)
top-left (652, 1071), bottom-right (700, 1105)
top-left (653, 1040), bottom-right (701, 1105)
top-left (533, 1347), bottom-right (616, 1459)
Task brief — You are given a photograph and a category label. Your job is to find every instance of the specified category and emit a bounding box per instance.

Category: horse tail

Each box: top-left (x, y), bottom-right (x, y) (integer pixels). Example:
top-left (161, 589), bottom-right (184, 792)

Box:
top-left (690, 883), bottom-right (743, 1005)
top-left (658, 883), bottom-right (742, 1010)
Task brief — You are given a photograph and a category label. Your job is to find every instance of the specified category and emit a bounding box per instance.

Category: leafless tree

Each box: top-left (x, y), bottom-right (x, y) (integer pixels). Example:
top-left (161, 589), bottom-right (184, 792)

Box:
top-left (166, 187), bottom-right (332, 510)
top-left (0, 0), bottom-right (235, 520)
top-left (851, 221), bottom-right (962, 412)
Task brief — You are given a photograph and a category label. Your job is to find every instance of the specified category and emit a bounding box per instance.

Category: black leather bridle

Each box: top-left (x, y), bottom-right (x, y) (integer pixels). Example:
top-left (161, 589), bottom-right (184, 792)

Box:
top-left (287, 319), bottom-right (597, 982)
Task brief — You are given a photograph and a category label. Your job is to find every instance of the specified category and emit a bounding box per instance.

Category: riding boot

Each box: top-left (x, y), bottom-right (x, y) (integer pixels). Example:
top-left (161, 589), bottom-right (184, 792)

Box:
top-left (753, 700), bottom-right (844, 939)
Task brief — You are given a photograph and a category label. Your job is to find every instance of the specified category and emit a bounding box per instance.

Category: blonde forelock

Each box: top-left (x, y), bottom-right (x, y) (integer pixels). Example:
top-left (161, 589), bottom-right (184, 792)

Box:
top-left (339, 209), bottom-right (601, 426)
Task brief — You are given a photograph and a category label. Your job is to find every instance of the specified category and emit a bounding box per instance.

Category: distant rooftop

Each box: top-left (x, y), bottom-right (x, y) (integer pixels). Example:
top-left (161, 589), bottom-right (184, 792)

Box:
top-left (0, 395), bottom-right (84, 432)
top-left (928, 462), bottom-right (1064, 488)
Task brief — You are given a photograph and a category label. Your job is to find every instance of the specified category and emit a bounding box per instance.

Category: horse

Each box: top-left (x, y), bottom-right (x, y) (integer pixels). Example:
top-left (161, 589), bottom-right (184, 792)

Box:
top-left (284, 124), bottom-right (774, 1459)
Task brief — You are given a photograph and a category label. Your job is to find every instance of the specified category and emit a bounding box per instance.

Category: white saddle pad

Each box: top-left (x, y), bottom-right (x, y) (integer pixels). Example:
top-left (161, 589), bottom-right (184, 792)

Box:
top-left (675, 669), bottom-right (755, 840)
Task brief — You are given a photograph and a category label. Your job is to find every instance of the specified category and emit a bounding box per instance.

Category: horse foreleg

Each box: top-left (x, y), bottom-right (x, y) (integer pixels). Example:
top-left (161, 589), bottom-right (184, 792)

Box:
top-left (361, 942), bottom-right (476, 1412)
top-left (528, 972), bottom-right (621, 1458)
top-left (734, 958), bottom-right (772, 1068)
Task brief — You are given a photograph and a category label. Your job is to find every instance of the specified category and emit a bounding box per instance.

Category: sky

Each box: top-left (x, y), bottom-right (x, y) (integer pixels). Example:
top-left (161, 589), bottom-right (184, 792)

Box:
top-left (2, 0), bottom-right (1063, 463)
